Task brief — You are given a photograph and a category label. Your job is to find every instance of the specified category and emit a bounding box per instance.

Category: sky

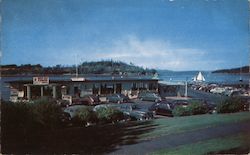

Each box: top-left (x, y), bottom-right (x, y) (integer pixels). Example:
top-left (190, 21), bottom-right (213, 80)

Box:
top-left (1, 0), bottom-right (249, 71)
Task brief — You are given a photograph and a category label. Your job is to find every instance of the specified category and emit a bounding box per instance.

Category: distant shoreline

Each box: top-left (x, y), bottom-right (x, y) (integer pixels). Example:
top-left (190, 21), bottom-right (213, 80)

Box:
top-left (0, 73), bottom-right (150, 77)
top-left (212, 72), bottom-right (250, 75)
top-left (1, 72), bottom-right (250, 78)
top-left (212, 66), bottom-right (249, 74)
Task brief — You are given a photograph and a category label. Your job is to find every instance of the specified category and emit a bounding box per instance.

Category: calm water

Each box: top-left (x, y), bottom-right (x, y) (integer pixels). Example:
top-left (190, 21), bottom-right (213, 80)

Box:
top-left (158, 70), bottom-right (250, 84)
top-left (1, 71), bottom-right (249, 101)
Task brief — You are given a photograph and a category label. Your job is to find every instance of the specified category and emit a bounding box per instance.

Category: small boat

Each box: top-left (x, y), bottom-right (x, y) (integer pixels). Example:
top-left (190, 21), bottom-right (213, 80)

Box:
top-left (193, 71), bottom-right (205, 82)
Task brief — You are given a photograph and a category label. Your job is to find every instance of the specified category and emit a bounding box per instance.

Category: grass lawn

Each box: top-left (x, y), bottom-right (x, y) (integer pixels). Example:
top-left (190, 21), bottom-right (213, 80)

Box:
top-left (151, 132), bottom-right (250, 155)
top-left (3, 111), bottom-right (250, 154)
top-left (141, 112), bottom-right (250, 140)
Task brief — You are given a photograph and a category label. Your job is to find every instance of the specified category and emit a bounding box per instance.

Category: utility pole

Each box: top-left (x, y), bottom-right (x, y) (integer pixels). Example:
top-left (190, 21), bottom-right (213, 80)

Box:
top-left (75, 54), bottom-right (78, 78)
top-left (185, 77), bottom-right (188, 97)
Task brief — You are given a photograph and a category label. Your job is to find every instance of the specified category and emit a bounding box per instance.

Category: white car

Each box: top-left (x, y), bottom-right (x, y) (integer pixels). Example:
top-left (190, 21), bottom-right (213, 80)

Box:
top-left (210, 87), bottom-right (226, 94)
top-left (63, 105), bottom-right (88, 118)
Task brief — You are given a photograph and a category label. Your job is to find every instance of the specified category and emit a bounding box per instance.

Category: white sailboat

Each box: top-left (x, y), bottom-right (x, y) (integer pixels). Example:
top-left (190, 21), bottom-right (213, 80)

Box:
top-left (193, 71), bottom-right (205, 82)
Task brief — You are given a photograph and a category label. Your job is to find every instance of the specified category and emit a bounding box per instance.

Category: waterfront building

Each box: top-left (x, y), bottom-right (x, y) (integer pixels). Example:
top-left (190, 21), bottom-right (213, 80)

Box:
top-left (6, 75), bottom-right (159, 102)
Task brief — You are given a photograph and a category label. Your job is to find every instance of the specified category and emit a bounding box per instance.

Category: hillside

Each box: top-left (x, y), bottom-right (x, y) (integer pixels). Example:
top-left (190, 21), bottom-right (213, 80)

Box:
top-left (0, 60), bottom-right (157, 76)
top-left (212, 66), bottom-right (249, 74)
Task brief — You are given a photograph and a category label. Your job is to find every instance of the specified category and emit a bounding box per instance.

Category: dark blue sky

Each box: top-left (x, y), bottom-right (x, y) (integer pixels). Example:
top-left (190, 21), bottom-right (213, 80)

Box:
top-left (2, 0), bottom-right (249, 71)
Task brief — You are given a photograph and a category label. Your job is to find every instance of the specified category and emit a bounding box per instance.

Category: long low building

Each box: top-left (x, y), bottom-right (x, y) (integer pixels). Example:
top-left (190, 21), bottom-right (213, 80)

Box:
top-left (7, 75), bottom-right (159, 102)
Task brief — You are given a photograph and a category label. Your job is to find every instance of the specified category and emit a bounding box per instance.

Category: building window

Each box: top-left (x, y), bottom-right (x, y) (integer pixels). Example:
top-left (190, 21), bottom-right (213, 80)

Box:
top-left (101, 83), bottom-right (114, 94)
top-left (131, 83), bottom-right (137, 90)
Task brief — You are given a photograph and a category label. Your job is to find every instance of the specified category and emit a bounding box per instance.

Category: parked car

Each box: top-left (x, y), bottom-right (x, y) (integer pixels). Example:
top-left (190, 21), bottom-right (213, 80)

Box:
top-left (149, 101), bottom-right (168, 110)
top-left (229, 90), bottom-right (244, 97)
top-left (107, 94), bottom-right (124, 103)
top-left (63, 105), bottom-right (89, 118)
top-left (169, 100), bottom-right (189, 109)
top-left (238, 97), bottom-right (250, 111)
top-left (139, 92), bottom-right (162, 102)
top-left (81, 95), bottom-right (100, 106)
top-left (189, 98), bottom-right (216, 114)
top-left (117, 93), bottom-right (130, 102)
top-left (243, 99), bottom-right (250, 111)
top-left (72, 98), bottom-right (89, 105)
top-left (120, 104), bottom-right (154, 121)
top-left (138, 92), bottom-right (148, 99)
top-left (205, 101), bottom-right (216, 113)
top-left (210, 87), bottom-right (226, 94)
top-left (149, 102), bottom-right (173, 117)
top-left (93, 103), bottom-right (120, 111)
top-left (60, 112), bottom-right (72, 126)
top-left (57, 99), bottom-right (70, 107)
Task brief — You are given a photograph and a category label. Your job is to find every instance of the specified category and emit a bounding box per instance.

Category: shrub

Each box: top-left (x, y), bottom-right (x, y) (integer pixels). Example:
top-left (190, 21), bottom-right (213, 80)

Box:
top-left (173, 101), bottom-right (209, 116)
top-left (217, 97), bottom-right (244, 113)
top-left (1, 101), bottom-right (38, 132)
top-left (95, 107), bottom-right (124, 123)
top-left (72, 107), bottom-right (97, 126)
top-left (189, 101), bottom-right (209, 115)
top-left (32, 99), bottom-right (64, 129)
top-left (1, 98), bottom-right (71, 152)
top-left (2, 99), bottom-right (66, 131)
top-left (172, 106), bottom-right (191, 116)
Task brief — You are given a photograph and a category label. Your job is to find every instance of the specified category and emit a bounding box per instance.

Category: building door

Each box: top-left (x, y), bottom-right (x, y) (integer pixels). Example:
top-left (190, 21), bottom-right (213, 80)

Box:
top-left (74, 86), bottom-right (79, 97)
top-left (116, 83), bottom-right (122, 94)
top-left (93, 84), bottom-right (100, 95)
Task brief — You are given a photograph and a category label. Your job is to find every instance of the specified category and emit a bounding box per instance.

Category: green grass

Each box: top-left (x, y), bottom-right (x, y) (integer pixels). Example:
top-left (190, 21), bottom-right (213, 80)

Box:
top-left (141, 112), bottom-right (250, 140)
top-left (151, 132), bottom-right (250, 155)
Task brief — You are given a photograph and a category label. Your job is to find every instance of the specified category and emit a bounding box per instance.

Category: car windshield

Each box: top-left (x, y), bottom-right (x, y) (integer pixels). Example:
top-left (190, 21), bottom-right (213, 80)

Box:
top-left (172, 100), bottom-right (188, 105)
top-left (131, 104), bottom-right (140, 110)
top-left (145, 93), bottom-right (156, 96)
top-left (118, 94), bottom-right (126, 98)
top-left (189, 99), bottom-right (205, 103)
top-left (108, 94), bottom-right (118, 97)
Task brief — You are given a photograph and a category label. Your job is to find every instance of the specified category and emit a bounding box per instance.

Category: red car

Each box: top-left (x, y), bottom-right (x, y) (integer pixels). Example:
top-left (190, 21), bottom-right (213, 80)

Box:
top-left (81, 95), bottom-right (100, 106)
top-left (149, 102), bottom-right (173, 117)
top-left (72, 95), bottom-right (100, 106)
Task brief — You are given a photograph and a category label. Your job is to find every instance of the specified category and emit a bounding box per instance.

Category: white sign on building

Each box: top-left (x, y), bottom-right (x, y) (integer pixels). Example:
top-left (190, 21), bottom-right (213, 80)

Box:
top-left (71, 77), bottom-right (85, 81)
top-left (62, 95), bottom-right (72, 105)
top-left (33, 77), bottom-right (49, 85)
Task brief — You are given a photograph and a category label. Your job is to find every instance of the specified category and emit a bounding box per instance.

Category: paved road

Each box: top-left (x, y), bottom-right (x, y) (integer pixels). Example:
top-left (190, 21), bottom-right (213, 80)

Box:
top-left (107, 120), bottom-right (250, 155)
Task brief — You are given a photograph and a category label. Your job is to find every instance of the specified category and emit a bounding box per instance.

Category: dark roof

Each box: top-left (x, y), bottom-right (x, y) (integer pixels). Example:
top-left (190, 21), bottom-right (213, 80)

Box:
top-left (5, 75), bottom-right (158, 84)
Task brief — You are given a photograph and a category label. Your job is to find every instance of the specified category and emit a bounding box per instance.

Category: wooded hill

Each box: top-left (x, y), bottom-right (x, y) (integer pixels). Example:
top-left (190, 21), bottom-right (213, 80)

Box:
top-left (1, 60), bottom-right (157, 76)
top-left (212, 66), bottom-right (250, 74)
